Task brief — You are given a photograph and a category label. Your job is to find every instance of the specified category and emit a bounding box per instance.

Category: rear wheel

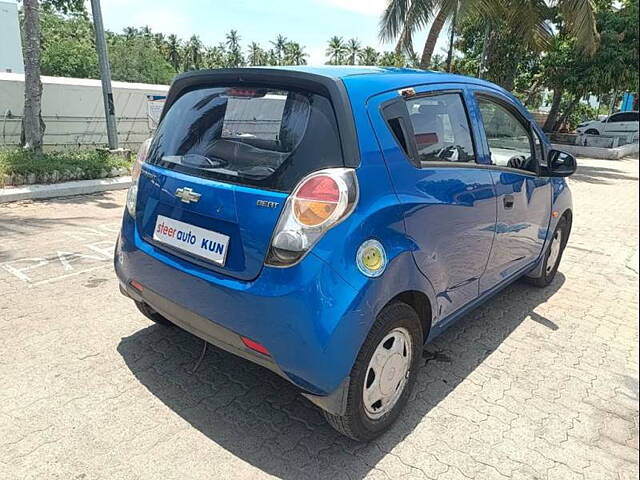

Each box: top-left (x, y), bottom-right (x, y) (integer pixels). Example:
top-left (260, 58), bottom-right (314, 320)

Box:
top-left (134, 301), bottom-right (174, 327)
top-left (323, 302), bottom-right (422, 441)
top-left (526, 216), bottom-right (569, 287)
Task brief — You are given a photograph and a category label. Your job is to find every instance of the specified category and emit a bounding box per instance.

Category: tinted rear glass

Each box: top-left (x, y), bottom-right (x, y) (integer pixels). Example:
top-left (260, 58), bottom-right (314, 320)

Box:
top-left (147, 86), bottom-right (344, 191)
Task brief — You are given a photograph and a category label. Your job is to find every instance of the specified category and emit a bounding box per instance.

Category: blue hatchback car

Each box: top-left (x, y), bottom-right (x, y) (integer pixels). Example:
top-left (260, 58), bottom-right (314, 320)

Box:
top-left (115, 66), bottom-right (576, 441)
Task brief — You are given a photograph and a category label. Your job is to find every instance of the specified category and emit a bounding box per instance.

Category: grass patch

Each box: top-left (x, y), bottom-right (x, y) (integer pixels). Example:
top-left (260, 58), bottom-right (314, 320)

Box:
top-left (0, 149), bottom-right (131, 185)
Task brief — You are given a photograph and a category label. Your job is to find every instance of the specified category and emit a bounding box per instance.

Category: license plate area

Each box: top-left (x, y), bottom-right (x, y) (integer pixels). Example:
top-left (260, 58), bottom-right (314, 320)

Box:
top-left (153, 215), bottom-right (230, 266)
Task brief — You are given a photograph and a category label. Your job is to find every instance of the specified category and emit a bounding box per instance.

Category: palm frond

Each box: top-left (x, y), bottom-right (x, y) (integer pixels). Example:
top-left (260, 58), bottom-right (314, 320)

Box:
top-left (556, 0), bottom-right (599, 54)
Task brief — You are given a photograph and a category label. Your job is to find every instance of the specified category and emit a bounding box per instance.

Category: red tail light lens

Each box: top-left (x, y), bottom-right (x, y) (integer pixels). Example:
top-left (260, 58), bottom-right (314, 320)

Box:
top-left (265, 168), bottom-right (358, 267)
top-left (293, 175), bottom-right (341, 227)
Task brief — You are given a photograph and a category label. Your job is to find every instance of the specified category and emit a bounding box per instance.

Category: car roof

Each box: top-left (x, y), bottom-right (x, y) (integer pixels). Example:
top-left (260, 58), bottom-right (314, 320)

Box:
top-left (263, 65), bottom-right (501, 90)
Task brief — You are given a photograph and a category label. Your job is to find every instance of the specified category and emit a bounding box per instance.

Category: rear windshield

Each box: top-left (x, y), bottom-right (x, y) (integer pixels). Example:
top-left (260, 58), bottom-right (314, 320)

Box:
top-left (147, 86), bottom-right (344, 191)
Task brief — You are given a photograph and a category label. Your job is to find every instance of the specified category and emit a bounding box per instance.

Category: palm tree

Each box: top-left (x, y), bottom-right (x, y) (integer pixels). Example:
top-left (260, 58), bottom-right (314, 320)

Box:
top-left (184, 34), bottom-right (204, 70)
top-left (380, 0), bottom-right (598, 71)
top-left (358, 46), bottom-right (380, 65)
top-left (284, 42), bottom-right (308, 65)
top-left (165, 34), bottom-right (182, 72)
top-left (346, 38), bottom-right (362, 65)
top-left (247, 42), bottom-right (266, 66)
top-left (326, 36), bottom-right (347, 65)
top-left (271, 34), bottom-right (288, 66)
top-left (204, 45), bottom-right (226, 68)
top-left (225, 30), bottom-right (243, 67)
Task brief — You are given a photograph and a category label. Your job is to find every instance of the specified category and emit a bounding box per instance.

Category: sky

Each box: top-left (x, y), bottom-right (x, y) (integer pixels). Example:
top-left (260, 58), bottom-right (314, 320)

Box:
top-left (95, 0), bottom-right (449, 65)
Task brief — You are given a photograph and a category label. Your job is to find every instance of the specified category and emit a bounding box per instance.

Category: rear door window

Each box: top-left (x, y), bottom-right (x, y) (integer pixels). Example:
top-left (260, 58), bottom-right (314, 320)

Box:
top-left (406, 93), bottom-right (476, 163)
top-left (147, 86), bottom-right (344, 192)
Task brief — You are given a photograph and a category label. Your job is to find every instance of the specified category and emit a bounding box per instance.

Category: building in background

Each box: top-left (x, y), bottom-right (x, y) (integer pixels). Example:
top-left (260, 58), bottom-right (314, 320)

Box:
top-left (0, 0), bottom-right (24, 74)
top-left (0, 72), bottom-right (168, 150)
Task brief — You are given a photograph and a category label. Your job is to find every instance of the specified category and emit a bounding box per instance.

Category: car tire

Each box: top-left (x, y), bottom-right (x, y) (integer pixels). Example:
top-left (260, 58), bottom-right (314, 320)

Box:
top-left (135, 301), bottom-right (174, 327)
top-left (585, 128), bottom-right (599, 135)
top-left (526, 216), bottom-right (569, 288)
top-left (323, 302), bottom-right (422, 441)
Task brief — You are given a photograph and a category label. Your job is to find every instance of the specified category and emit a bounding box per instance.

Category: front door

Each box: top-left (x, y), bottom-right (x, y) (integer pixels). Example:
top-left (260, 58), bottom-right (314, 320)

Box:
top-left (368, 85), bottom-right (497, 322)
top-left (471, 91), bottom-right (552, 293)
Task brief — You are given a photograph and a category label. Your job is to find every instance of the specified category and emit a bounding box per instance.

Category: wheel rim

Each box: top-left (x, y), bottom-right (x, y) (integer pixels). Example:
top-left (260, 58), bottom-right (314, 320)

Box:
top-left (546, 228), bottom-right (563, 274)
top-left (362, 327), bottom-right (413, 420)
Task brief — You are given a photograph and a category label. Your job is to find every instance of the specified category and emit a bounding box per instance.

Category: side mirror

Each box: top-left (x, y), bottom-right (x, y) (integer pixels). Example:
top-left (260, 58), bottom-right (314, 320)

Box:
top-left (546, 149), bottom-right (577, 177)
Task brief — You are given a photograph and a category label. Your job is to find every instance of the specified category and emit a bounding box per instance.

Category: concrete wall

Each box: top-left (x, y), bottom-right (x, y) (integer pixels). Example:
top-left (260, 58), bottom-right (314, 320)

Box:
top-left (0, 72), bottom-right (169, 150)
top-left (552, 142), bottom-right (639, 160)
top-left (0, 1), bottom-right (24, 74)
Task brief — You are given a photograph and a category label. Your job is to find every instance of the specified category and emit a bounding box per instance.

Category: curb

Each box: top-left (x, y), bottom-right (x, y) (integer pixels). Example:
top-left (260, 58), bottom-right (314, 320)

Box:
top-left (0, 176), bottom-right (132, 203)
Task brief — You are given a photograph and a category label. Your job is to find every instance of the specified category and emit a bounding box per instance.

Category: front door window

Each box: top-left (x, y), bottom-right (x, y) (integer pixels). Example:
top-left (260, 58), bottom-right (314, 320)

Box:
top-left (477, 98), bottom-right (537, 173)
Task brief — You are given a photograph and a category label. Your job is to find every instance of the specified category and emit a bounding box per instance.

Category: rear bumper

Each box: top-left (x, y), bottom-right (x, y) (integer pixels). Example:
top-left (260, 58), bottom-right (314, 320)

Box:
top-left (115, 212), bottom-right (368, 398)
top-left (119, 280), bottom-right (289, 381)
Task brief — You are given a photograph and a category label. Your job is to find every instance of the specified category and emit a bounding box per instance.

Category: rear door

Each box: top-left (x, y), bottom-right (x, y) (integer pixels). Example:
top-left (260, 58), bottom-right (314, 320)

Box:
top-left (368, 85), bottom-right (498, 321)
top-left (136, 84), bottom-right (345, 281)
top-left (470, 90), bottom-right (552, 292)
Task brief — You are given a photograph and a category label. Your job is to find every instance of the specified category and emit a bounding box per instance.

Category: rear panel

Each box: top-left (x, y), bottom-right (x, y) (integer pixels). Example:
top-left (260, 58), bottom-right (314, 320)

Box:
top-left (134, 71), bottom-right (355, 281)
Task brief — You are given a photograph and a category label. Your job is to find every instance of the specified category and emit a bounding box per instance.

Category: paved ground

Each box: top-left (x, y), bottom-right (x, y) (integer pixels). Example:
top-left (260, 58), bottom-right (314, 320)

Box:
top-left (1, 157), bottom-right (638, 480)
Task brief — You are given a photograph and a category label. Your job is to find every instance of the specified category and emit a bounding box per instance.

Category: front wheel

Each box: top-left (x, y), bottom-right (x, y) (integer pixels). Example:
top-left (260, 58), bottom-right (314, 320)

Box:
top-left (323, 302), bottom-right (422, 441)
top-left (526, 216), bottom-right (569, 287)
top-left (585, 128), bottom-right (599, 135)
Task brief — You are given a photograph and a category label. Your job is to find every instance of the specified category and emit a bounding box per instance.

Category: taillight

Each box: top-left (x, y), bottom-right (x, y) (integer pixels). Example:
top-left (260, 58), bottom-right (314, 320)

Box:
top-left (126, 138), bottom-right (152, 217)
top-left (266, 168), bottom-right (358, 267)
top-left (131, 137), bottom-right (151, 183)
top-left (293, 175), bottom-right (344, 227)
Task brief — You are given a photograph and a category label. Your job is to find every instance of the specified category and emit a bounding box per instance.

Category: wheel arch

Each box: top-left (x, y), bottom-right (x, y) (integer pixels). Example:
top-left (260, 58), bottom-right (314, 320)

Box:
top-left (387, 290), bottom-right (432, 343)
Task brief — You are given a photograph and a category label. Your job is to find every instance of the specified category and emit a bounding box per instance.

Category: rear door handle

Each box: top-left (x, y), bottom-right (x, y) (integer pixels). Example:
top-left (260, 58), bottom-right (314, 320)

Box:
top-left (503, 195), bottom-right (515, 209)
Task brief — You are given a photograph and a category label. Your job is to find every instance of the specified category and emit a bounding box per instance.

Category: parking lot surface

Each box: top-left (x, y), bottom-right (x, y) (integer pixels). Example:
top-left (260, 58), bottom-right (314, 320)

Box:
top-left (1, 157), bottom-right (638, 480)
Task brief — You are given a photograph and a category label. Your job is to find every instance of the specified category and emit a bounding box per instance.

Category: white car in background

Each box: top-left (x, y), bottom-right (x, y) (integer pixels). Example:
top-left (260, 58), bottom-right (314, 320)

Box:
top-left (576, 111), bottom-right (639, 136)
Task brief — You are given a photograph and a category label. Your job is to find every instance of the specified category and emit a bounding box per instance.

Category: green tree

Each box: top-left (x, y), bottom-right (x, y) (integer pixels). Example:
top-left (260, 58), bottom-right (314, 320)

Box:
top-left (284, 42), bottom-right (307, 65)
top-left (358, 46), bottom-right (380, 65)
top-left (184, 34), bottom-right (203, 70)
top-left (326, 36), bottom-right (347, 65)
top-left (225, 30), bottom-right (244, 67)
top-left (204, 44), bottom-right (226, 68)
top-left (270, 34), bottom-right (288, 66)
top-left (379, 0), bottom-right (599, 71)
top-left (541, 0), bottom-right (639, 131)
top-left (247, 42), bottom-right (266, 66)
top-left (165, 34), bottom-right (182, 72)
top-left (40, 10), bottom-right (99, 79)
top-left (19, 0), bottom-right (86, 151)
top-left (345, 38), bottom-right (361, 65)
top-left (108, 34), bottom-right (175, 84)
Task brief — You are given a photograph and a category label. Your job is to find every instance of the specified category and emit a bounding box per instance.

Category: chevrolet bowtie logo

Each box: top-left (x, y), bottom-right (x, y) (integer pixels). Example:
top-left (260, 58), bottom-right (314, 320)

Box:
top-left (175, 187), bottom-right (201, 204)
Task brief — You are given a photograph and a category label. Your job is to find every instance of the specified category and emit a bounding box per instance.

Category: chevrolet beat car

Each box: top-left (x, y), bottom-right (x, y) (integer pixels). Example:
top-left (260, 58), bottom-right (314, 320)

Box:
top-left (115, 66), bottom-right (576, 441)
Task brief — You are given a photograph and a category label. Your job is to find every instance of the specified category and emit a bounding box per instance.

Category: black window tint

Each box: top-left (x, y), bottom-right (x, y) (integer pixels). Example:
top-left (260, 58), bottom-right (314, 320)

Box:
top-left (619, 112), bottom-right (638, 122)
top-left (609, 113), bottom-right (624, 122)
top-left (387, 118), bottom-right (409, 155)
top-left (406, 93), bottom-right (475, 163)
top-left (477, 97), bottom-right (536, 173)
top-left (147, 86), bottom-right (344, 192)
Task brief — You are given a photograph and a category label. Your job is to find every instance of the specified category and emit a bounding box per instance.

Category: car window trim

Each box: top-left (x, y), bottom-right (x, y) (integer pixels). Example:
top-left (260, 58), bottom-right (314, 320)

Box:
top-left (380, 97), bottom-right (421, 167)
top-left (473, 91), bottom-right (541, 176)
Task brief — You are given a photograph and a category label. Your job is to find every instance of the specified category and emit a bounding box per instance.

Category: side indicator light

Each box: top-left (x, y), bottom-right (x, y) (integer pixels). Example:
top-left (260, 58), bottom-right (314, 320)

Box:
top-left (130, 280), bottom-right (144, 292)
top-left (241, 336), bottom-right (270, 356)
top-left (552, 211), bottom-right (559, 218)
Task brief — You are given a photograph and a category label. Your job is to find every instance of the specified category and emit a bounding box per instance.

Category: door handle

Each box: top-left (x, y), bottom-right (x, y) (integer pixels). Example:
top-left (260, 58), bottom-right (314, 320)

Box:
top-left (503, 195), bottom-right (515, 209)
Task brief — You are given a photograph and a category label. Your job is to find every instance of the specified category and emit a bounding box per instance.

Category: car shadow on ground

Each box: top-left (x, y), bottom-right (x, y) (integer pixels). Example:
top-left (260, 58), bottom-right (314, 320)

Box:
top-left (118, 274), bottom-right (565, 479)
top-left (570, 162), bottom-right (639, 185)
